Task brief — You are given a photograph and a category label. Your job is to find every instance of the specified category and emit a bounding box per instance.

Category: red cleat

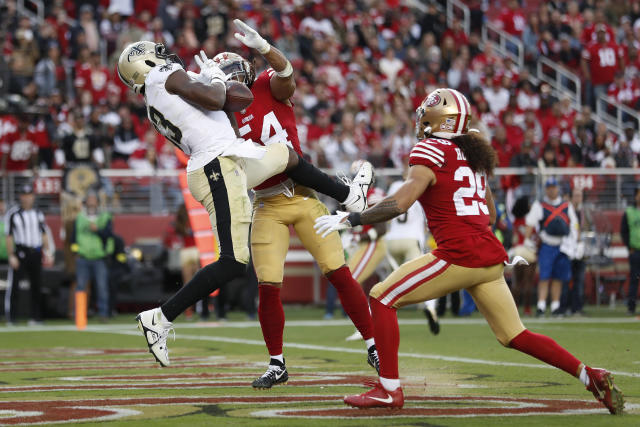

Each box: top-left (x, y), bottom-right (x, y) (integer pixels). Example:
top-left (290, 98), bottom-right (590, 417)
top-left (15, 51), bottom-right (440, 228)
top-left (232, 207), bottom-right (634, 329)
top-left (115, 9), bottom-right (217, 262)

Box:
top-left (585, 367), bottom-right (624, 415)
top-left (344, 381), bottom-right (404, 409)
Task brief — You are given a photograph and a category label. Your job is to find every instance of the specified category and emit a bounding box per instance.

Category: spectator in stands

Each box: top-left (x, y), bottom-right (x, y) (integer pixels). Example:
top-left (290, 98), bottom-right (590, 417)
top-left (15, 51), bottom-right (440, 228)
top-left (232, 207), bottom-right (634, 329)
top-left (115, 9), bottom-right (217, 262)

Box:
top-left (0, 200), bottom-right (7, 263)
top-left (111, 106), bottom-right (142, 166)
top-left (75, 5), bottom-right (100, 53)
top-left (510, 137), bottom-right (537, 195)
top-left (71, 191), bottom-right (112, 322)
top-left (482, 76), bottom-right (510, 115)
top-left (621, 185), bottom-right (640, 315)
top-left (581, 24), bottom-right (625, 109)
top-left (556, 34), bottom-right (581, 75)
top-left (56, 110), bottom-right (105, 169)
top-left (620, 123), bottom-right (640, 165)
top-left (33, 42), bottom-right (64, 98)
top-left (525, 177), bottom-right (578, 317)
top-left (74, 51), bottom-right (109, 105)
top-left (1, 114), bottom-right (38, 173)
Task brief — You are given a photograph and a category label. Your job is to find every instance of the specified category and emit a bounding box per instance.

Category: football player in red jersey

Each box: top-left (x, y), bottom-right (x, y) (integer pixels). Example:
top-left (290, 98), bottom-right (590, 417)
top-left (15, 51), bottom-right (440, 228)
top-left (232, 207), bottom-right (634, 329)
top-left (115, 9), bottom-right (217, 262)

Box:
top-left (315, 88), bottom-right (624, 415)
top-left (213, 19), bottom-right (378, 389)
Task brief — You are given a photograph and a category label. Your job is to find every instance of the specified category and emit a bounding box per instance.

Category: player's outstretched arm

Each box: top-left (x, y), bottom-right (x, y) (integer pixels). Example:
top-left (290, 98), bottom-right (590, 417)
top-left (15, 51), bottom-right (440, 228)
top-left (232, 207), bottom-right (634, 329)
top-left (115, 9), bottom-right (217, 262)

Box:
top-left (314, 165), bottom-right (435, 237)
top-left (356, 165), bottom-right (435, 225)
top-left (165, 69), bottom-right (226, 111)
top-left (233, 19), bottom-right (295, 102)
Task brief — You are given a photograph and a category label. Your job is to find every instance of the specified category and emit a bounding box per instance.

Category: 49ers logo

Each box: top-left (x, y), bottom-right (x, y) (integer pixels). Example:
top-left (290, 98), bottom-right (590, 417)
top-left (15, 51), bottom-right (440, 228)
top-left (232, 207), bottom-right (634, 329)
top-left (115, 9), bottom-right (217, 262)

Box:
top-left (426, 93), bottom-right (441, 107)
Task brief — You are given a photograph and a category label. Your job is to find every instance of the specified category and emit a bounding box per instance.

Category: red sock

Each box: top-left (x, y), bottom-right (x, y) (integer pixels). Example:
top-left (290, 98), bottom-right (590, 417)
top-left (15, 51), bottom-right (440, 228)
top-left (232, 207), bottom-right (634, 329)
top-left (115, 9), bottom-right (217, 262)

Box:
top-left (258, 284), bottom-right (285, 356)
top-left (509, 329), bottom-right (582, 377)
top-left (370, 297), bottom-right (400, 379)
top-left (329, 266), bottom-right (374, 340)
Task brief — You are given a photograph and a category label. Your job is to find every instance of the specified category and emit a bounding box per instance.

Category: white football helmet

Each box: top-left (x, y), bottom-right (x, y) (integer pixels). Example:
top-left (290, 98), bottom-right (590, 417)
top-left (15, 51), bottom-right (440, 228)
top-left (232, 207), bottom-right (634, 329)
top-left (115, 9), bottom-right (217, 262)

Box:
top-left (117, 41), bottom-right (182, 93)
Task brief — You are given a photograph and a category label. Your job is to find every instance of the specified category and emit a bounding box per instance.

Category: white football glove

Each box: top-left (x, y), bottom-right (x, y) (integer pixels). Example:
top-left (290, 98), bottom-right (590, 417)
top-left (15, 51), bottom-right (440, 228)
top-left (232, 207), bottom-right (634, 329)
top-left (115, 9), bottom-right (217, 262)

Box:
top-left (233, 19), bottom-right (270, 54)
top-left (314, 211), bottom-right (352, 238)
top-left (193, 50), bottom-right (227, 86)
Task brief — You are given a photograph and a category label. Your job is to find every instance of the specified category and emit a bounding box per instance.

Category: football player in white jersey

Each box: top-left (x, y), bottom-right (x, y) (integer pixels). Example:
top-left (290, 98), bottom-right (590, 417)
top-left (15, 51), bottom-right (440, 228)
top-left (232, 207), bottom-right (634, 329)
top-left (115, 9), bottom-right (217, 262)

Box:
top-left (116, 41), bottom-right (373, 366)
top-left (385, 175), bottom-right (440, 335)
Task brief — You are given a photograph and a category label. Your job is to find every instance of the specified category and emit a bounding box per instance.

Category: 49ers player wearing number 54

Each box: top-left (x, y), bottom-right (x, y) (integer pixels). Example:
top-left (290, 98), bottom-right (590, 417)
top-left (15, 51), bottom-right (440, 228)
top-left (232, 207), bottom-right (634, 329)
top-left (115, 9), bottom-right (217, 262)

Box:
top-left (216, 19), bottom-right (377, 389)
top-left (314, 88), bottom-right (624, 415)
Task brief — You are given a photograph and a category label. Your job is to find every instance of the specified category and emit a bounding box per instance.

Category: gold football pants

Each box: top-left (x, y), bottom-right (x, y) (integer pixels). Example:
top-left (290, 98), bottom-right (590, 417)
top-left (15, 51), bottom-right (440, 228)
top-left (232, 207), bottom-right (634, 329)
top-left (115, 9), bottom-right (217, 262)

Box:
top-left (251, 186), bottom-right (345, 283)
top-left (386, 238), bottom-right (422, 265)
top-left (187, 144), bottom-right (290, 265)
top-left (370, 253), bottom-right (525, 345)
top-left (347, 239), bottom-right (388, 284)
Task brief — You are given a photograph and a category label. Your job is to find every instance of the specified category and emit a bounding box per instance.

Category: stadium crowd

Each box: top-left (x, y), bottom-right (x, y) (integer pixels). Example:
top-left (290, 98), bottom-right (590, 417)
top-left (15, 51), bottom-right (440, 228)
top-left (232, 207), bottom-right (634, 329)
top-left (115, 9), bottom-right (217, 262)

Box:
top-left (0, 0), bottom-right (639, 179)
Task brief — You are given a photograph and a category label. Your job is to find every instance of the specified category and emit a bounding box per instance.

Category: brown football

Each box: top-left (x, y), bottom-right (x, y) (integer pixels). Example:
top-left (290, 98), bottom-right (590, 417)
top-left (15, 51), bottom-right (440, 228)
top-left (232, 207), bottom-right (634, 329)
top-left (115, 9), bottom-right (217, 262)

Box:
top-left (223, 81), bottom-right (253, 112)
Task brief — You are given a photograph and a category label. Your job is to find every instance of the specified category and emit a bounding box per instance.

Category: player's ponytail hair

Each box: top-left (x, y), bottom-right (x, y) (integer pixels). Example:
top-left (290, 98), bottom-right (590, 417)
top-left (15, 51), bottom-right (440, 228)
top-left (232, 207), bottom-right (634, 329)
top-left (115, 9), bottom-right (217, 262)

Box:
top-left (451, 132), bottom-right (497, 176)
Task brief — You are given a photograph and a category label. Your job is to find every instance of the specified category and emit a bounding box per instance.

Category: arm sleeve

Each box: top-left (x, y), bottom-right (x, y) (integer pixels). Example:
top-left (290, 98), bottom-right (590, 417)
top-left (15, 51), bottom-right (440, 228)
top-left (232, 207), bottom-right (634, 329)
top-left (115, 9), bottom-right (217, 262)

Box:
top-left (620, 212), bottom-right (630, 248)
top-left (409, 141), bottom-right (445, 169)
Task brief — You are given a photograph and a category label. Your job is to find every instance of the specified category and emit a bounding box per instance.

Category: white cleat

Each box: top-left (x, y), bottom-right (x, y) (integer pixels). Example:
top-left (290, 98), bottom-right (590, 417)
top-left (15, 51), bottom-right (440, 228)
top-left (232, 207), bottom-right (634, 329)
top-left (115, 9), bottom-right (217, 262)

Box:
top-left (136, 308), bottom-right (173, 367)
top-left (345, 329), bottom-right (363, 341)
top-left (342, 160), bottom-right (374, 212)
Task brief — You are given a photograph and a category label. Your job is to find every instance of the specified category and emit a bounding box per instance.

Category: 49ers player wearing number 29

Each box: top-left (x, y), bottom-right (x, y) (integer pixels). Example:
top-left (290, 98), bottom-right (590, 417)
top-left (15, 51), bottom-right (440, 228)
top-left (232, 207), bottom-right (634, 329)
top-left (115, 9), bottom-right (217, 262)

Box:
top-left (314, 88), bottom-right (624, 415)
top-left (216, 19), bottom-right (377, 389)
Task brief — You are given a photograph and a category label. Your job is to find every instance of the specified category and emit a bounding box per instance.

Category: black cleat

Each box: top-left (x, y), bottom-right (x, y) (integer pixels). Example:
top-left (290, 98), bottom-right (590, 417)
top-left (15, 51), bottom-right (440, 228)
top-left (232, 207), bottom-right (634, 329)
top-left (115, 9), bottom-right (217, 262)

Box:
top-left (367, 345), bottom-right (380, 374)
top-left (252, 363), bottom-right (288, 389)
top-left (423, 306), bottom-right (440, 335)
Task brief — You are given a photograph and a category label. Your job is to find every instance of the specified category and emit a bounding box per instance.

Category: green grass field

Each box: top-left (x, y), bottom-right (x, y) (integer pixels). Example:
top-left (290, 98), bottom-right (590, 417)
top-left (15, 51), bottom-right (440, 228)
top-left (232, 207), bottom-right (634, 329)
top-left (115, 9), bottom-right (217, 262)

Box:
top-left (1, 306), bottom-right (638, 426)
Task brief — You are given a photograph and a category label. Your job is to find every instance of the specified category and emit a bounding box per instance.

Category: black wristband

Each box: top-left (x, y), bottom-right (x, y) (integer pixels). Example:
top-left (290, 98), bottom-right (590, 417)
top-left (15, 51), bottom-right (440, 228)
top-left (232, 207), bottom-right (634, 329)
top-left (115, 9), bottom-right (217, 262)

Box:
top-left (347, 212), bottom-right (362, 227)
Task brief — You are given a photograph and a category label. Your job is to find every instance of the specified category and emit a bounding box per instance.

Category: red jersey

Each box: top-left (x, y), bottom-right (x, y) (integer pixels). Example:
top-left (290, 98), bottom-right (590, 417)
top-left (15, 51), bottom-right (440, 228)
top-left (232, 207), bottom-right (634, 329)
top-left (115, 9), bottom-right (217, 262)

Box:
top-left (582, 41), bottom-right (624, 86)
top-left (408, 137), bottom-right (507, 268)
top-left (235, 69), bottom-right (302, 190)
top-left (74, 63), bottom-right (110, 102)
top-left (1, 130), bottom-right (37, 171)
top-left (498, 8), bottom-right (526, 37)
top-left (607, 80), bottom-right (640, 107)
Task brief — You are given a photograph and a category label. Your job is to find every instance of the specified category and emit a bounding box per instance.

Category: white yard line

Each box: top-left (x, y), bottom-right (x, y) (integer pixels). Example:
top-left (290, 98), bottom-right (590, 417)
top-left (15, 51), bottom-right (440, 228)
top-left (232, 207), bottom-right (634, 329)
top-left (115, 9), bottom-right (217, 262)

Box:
top-left (91, 329), bottom-right (640, 379)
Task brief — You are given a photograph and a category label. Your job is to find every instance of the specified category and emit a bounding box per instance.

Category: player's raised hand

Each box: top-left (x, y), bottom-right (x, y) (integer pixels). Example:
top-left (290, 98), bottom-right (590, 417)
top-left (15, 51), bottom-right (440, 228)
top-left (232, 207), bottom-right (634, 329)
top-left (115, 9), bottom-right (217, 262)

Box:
top-left (193, 50), bottom-right (227, 85)
top-left (233, 19), bottom-right (270, 54)
top-left (314, 211), bottom-right (352, 238)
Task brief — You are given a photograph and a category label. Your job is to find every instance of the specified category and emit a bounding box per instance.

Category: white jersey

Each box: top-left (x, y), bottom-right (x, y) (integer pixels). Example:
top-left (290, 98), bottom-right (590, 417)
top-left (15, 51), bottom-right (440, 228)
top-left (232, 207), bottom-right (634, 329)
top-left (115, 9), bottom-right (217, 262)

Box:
top-left (384, 180), bottom-right (427, 247)
top-left (144, 62), bottom-right (237, 172)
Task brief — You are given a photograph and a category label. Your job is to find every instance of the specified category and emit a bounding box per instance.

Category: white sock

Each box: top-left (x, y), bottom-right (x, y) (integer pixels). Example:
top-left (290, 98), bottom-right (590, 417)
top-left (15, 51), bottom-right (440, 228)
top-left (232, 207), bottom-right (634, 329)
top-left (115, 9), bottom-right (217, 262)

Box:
top-left (579, 366), bottom-right (590, 386)
top-left (550, 301), bottom-right (560, 312)
top-left (537, 300), bottom-right (546, 312)
top-left (270, 354), bottom-right (284, 364)
top-left (379, 376), bottom-right (401, 391)
top-left (365, 338), bottom-right (375, 350)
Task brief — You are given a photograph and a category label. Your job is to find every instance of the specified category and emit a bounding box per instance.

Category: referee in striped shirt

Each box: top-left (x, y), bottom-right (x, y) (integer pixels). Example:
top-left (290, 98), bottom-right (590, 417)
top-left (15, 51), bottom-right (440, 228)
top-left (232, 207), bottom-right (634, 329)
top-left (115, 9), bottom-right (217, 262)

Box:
top-left (4, 184), bottom-right (53, 325)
